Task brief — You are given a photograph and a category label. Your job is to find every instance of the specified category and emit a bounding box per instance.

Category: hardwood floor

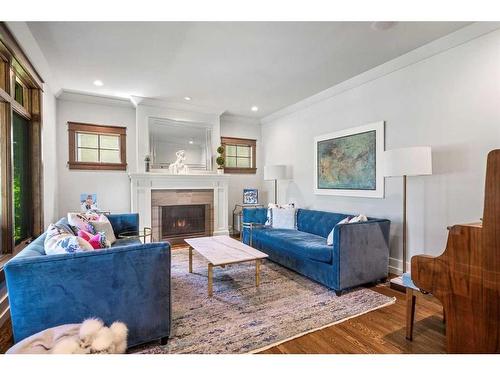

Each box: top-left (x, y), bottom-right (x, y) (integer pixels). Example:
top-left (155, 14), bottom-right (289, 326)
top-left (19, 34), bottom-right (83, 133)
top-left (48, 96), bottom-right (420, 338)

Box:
top-left (260, 284), bottom-right (445, 354)
top-left (0, 280), bottom-right (445, 354)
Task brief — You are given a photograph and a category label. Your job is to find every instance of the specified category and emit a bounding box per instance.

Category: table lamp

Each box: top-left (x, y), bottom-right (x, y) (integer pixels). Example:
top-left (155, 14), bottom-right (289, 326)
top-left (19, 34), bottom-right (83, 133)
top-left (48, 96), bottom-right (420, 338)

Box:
top-left (384, 146), bottom-right (432, 274)
top-left (264, 165), bottom-right (287, 204)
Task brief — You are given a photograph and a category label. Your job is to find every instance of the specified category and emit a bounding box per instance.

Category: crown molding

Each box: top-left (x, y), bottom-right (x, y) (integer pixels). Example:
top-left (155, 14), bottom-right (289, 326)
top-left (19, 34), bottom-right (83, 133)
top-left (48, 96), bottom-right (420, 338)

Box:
top-left (130, 95), bottom-right (226, 116)
top-left (261, 22), bottom-right (500, 125)
top-left (57, 89), bottom-right (134, 108)
top-left (220, 113), bottom-right (261, 126)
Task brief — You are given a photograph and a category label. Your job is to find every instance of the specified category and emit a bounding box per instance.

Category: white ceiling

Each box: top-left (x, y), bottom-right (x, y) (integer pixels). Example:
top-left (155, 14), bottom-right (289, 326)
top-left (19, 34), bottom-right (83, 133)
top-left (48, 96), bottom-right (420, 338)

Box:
top-left (27, 22), bottom-right (469, 118)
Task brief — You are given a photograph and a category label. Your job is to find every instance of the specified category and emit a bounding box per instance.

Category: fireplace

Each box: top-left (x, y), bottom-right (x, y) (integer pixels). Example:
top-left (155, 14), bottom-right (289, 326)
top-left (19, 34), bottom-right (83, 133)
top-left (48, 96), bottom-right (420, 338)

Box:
top-left (151, 189), bottom-right (214, 244)
top-left (160, 204), bottom-right (209, 239)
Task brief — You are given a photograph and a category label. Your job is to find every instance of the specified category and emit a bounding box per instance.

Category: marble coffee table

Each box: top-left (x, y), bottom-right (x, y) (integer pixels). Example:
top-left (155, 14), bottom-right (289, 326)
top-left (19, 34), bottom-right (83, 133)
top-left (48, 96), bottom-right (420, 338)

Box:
top-left (185, 235), bottom-right (268, 297)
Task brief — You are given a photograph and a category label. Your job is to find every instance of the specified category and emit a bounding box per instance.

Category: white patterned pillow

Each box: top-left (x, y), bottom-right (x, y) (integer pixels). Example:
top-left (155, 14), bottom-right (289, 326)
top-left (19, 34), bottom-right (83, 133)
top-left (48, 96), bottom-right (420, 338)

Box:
top-left (68, 213), bottom-right (97, 234)
top-left (266, 203), bottom-right (295, 225)
top-left (271, 207), bottom-right (297, 229)
top-left (89, 216), bottom-right (116, 245)
top-left (349, 214), bottom-right (368, 223)
top-left (326, 217), bottom-right (350, 246)
top-left (45, 223), bottom-right (93, 255)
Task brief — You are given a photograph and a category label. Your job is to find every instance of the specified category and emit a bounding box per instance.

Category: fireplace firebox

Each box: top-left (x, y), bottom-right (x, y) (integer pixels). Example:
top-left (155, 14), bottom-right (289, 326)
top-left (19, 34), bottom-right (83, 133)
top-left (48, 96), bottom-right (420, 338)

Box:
top-left (159, 204), bottom-right (211, 242)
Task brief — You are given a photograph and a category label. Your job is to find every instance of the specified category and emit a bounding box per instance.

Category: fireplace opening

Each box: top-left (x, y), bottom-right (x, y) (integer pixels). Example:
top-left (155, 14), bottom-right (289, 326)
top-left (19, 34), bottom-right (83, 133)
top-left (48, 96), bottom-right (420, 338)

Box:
top-left (160, 204), bottom-right (209, 240)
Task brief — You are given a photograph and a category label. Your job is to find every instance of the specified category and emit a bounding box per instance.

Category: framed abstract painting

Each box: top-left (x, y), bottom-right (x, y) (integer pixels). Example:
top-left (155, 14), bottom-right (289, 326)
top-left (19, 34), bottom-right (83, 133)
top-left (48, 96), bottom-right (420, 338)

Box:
top-left (314, 121), bottom-right (385, 198)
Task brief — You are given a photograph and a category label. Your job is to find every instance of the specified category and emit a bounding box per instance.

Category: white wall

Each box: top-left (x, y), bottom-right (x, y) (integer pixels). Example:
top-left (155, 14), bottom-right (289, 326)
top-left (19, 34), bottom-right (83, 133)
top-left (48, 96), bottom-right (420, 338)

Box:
top-left (41, 85), bottom-right (58, 224)
top-left (56, 94), bottom-right (136, 217)
top-left (220, 114), bottom-right (263, 229)
top-left (261, 29), bottom-right (500, 273)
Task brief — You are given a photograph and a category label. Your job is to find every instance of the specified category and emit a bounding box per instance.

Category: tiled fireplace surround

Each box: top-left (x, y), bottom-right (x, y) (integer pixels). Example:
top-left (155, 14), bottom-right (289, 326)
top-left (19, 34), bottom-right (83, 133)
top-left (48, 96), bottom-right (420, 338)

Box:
top-left (129, 173), bottom-right (230, 243)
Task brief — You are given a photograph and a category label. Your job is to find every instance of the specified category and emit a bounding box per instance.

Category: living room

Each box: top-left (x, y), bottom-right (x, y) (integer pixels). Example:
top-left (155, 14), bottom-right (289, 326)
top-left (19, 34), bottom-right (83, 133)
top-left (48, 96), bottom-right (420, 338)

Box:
top-left (1, 0), bottom-right (499, 371)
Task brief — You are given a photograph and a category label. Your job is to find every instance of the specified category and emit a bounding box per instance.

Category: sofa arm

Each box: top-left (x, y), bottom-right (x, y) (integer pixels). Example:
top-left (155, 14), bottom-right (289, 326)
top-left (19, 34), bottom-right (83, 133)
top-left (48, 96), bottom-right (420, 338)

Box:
top-left (242, 208), bottom-right (268, 225)
top-left (333, 219), bottom-right (390, 290)
top-left (107, 213), bottom-right (139, 236)
top-left (4, 242), bottom-right (171, 347)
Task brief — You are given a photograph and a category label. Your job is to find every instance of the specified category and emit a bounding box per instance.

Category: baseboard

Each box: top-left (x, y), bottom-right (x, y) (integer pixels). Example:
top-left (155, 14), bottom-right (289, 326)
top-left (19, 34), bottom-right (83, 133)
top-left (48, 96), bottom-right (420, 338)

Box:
top-left (388, 257), bottom-right (410, 276)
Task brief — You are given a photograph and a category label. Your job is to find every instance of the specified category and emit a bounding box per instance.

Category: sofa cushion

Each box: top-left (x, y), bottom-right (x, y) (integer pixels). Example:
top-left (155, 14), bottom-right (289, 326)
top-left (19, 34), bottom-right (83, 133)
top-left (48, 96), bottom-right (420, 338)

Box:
top-left (297, 209), bottom-right (349, 238)
top-left (252, 228), bottom-right (333, 263)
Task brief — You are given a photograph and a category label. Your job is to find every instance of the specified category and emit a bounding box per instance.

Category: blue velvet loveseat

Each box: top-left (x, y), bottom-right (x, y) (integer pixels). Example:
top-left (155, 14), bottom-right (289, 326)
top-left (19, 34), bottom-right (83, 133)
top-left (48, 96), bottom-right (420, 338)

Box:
top-left (242, 208), bottom-right (390, 294)
top-left (4, 214), bottom-right (171, 348)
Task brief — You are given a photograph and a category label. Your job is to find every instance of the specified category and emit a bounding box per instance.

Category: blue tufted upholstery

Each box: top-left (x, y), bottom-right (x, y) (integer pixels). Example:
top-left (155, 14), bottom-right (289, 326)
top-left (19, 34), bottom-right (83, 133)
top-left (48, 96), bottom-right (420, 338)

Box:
top-left (243, 208), bottom-right (391, 292)
top-left (252, 227), bottom-right (333, 263)
top-left (4, 213), bottom-right (171, 348)
top-left (242, 207), bottom-right (268, 225)
top-left (297, 209), bottom-right (349, 238)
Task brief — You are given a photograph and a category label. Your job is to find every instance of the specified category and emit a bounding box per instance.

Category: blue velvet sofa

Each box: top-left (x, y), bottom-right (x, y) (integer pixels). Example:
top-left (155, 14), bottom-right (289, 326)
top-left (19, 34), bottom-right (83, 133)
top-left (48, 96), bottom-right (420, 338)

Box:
top-left (242, 208), bottom-right (390, 294)
top-left (4, 214), bottom-right (171, 348)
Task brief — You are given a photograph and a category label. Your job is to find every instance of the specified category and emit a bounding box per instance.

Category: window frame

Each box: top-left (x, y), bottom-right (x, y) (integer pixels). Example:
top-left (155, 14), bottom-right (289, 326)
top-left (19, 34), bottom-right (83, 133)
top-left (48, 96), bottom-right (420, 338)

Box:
top-left (0, 22), bottom-right (44, 256)
top-left (68, 122), bottom-right (127, 171)
top-left (221, 136), bottom-right (257, 174)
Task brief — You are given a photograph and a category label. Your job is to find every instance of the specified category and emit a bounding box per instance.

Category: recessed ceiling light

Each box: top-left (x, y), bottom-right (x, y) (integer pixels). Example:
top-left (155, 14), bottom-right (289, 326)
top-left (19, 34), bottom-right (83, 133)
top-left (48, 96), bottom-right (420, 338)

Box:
top-left (189, 140), bottom-right (194, 144)
top-left (93, 80), bottom-right (104, 87)
top-left (184, 96), bottom-right (192, 101)
top-left (371, 22), bottom-right (397, 31)
top-left (251, 106), bottom-right (259, 112)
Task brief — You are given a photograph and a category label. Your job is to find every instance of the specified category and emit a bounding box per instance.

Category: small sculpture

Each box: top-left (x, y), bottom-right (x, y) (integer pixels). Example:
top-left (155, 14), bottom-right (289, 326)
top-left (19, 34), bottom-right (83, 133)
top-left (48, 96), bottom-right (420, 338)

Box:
top-left (169, 150), bottom-right (190, 175)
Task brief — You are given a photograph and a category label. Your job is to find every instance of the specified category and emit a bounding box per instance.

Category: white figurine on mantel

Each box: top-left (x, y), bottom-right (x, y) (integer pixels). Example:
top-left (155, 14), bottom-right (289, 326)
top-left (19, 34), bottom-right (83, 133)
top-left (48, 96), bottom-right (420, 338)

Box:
top-left (169, 150), bottom-right (190, 175)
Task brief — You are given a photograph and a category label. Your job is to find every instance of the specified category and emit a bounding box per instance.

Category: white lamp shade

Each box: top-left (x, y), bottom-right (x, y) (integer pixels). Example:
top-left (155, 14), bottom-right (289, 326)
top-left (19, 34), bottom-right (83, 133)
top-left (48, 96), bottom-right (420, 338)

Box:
top-left (384, 146), bottom-right (432, 177)
top-left (264, 165), bottom-right (287, 180)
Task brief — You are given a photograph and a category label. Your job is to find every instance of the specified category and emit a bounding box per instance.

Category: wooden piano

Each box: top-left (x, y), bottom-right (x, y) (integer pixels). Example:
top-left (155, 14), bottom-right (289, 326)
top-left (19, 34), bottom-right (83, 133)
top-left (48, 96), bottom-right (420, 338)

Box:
top-left (412, 149), bottom-right (500, 353)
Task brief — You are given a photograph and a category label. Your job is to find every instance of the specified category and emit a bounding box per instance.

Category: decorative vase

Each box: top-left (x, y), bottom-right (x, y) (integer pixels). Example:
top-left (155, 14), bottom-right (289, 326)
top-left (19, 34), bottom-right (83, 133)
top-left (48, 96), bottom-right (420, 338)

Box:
top-left (217, 168), bottom-right (224, 175)
top-left (145, 161), bottom-right (150, 172)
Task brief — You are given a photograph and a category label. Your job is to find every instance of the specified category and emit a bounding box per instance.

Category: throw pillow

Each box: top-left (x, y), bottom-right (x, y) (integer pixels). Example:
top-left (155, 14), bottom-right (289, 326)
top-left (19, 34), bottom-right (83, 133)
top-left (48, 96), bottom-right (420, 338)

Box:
top-left (266, 203), bottom-right (295, 225)
top-left (68, 213), bottom-right (97, 234)
top-left (271, 207), bottom-right (297, 229)
top-left (326, 217), bottom-right (350, 246)
top-left (349, 214), bottom-right (368, 223)
top-left (89, 220), bottom-right (116, 244)
top-left (88, 232), bottom-right (108, 250)
top-left (45, 223), bottom-right (93, 255)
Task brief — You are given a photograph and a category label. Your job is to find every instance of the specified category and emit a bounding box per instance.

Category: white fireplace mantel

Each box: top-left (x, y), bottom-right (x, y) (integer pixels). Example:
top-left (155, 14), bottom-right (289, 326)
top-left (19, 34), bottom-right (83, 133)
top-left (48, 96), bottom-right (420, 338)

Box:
top-left (129, 173), bottom-right (231, 236)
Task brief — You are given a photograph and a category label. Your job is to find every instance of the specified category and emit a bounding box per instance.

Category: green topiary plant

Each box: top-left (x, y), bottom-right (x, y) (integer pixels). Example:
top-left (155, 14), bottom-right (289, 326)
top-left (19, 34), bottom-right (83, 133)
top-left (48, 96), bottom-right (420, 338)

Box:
top-left (216, 146), bottom-right (225, 169)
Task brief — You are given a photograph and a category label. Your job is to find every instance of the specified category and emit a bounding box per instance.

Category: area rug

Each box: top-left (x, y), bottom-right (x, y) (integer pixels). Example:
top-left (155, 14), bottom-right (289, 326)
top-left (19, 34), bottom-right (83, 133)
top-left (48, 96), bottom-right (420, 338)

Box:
top-left (138, 248), bottom-right (395, 354)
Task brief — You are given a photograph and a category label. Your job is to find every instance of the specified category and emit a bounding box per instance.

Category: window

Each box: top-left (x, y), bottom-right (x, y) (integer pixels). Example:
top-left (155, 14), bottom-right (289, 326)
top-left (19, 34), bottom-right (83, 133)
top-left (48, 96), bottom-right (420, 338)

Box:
top-left (12, 112), bottom-right (31, 244)
top-left (1, 23), bottom-right (44, 255)
top-left (221, 137), bottom-right (256, 174)
top-left (68, 122), bottom-right (127, 170)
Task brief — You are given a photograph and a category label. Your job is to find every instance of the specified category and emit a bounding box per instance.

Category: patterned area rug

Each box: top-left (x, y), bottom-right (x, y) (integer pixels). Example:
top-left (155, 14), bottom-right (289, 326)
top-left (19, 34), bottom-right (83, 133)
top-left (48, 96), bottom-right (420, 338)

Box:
top-left (138, 248), bottom-right (395, 354)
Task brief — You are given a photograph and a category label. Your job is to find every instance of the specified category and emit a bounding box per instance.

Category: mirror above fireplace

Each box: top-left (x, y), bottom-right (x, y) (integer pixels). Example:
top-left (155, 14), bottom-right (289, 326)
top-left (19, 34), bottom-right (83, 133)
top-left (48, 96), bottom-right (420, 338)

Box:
top-left (149, 117), bottom-right (213, 172)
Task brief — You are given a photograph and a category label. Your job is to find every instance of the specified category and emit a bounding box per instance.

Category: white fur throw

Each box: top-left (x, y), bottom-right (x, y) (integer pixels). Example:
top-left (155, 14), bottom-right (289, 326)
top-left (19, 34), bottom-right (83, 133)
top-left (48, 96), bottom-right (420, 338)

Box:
top-left (7, 318), bottom-right (128, 354)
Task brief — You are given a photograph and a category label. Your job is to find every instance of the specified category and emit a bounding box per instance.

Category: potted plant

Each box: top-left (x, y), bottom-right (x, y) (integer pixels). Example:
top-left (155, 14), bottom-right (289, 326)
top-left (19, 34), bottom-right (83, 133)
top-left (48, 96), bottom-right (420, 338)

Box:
top-left (216, 146), bottom-right (225, 174)
top-left (144, 155), bottom-right (151, 172)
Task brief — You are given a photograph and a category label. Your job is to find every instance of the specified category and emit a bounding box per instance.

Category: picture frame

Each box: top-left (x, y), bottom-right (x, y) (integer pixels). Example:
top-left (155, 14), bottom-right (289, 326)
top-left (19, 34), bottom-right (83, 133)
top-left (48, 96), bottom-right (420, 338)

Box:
top-left (80, 193), bottom-right (98, 211)
top-left (314, 121), bottom-right (385, 198)
top-left (243, 188), bottom-right (259, 204)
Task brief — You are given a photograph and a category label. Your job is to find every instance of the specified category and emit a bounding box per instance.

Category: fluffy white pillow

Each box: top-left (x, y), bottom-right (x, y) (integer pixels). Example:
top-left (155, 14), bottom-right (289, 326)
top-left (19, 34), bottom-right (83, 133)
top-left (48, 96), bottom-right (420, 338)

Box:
top-left (326, 217), bottom-right (350, 246)
top-left (271, 207), bottom-right (297, 229)
top-left (90, 215), bottom-right (116, 244)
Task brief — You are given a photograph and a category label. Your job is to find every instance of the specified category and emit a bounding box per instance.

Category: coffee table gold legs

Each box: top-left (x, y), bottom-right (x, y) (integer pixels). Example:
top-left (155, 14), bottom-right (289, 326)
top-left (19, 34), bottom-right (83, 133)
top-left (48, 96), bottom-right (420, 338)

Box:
top-left (204, 260), bottom-right (263, 297)
top-left (188, 246), bottom-right (193, 273)
top-left (256, 259), bottom-right (261, 287)
top-left (208, 263), bottom-right (214, 297)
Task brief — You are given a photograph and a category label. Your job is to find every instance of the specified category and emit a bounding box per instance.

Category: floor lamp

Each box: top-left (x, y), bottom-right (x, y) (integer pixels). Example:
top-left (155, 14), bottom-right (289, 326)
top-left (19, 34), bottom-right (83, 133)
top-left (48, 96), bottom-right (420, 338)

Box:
top-left (384, 147), bottom-right (432, 285)
top-left (264, 165), bottom-right (286, 204)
